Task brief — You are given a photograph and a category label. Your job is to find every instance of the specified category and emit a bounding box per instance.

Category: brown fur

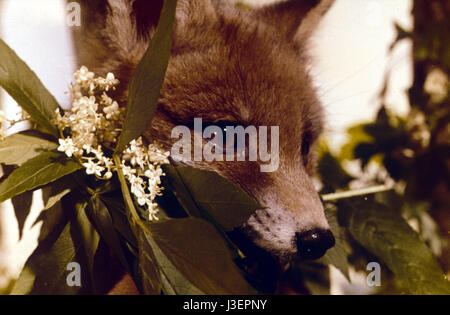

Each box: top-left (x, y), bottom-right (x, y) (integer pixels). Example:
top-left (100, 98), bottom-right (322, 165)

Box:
top-left (73, 0), bottom-right (335, 292)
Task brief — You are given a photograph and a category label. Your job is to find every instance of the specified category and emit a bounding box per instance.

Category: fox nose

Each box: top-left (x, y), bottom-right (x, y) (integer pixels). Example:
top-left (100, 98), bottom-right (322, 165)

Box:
top-left (296, 229), bottom-right (335, 260)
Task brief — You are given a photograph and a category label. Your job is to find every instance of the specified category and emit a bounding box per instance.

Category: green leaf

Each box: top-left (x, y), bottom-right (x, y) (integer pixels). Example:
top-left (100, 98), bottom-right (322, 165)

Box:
top-left (321, 204), bottom-right (350, 280)
top-left (401, 201), bottom-right (445, 257)
top-left (143, 232), bottom-right (203, 295)
top-left (0, 39), bottom-right (59, 136)
top-left (0, 151), bottom-right (81, 202)
top-left (100, 194), bottom-right (137, 248)
top-left (11, 216), bottom-right (92, 294)
top-left (41, 175), bottom-right (76, 212)
top-left (70, 201), bottom-right (100, 293)
top-left (165, 166), bottom-right (261, 231)
top-left (146, 217), bottom-right (256, 294)
top-left (0, 131), bottom-right (57, 166)
top-left (34, 188), bottom-right (71, 243)
top-left (86, 197), bottom-right (130, 272)
top-left (340, 124), bottom-right (373, 161)
top-left (291, 261), bottom-right (331, 295)
top-left (136, 229), bottom-right (162, 294)
top-left (2, 160), bottom-right (34, 240)
top-left (43, 188), bottom-right (71, 211)
top-left (12, 197), bottom-right (104, 295)
top-left (338, 198), bottom-right (450, 294)
top-left (109, 156), bottom-right (163, 294)
top-left (353, 142), bottom-right (379, 168)
top-left (115, 0), bottom-right (177, 153)
top-left (318, 152), bottom-right (354, 193)
top-left (11, 190), bottom-right (33, 240)
top-left (160, 165), bottom-right (203, 218)
top-left (8, 266), bottom-right (35, 295)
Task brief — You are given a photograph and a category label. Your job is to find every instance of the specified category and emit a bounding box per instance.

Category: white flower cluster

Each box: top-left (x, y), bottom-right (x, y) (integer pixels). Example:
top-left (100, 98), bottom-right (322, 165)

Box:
top-left (55, 66), bottom-right (123, 155)
top-left (55, 66), bottom-right (169, 220)
top-left (122, 138), bottom-right (170, 220)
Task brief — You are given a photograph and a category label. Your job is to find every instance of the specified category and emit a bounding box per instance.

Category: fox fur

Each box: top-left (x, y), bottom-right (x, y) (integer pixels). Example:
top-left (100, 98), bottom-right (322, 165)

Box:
top-left (73, 0), bottom-right (335, 292)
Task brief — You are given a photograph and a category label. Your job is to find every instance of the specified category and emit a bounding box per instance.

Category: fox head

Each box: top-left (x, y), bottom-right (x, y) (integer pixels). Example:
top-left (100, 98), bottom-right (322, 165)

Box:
top-left (74, 0), bottom-right (335, 273)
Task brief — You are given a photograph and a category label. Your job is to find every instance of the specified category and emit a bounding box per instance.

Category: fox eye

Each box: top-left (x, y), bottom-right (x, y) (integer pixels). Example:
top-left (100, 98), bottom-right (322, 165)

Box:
top-left (301, 132), bottom-right (312, 164)
top-left (203, 121), bottom-right (235, 139)
top-left (215, 121), bottom-right (237, 134)
top-left (203, 121), bottom-right (243, 153)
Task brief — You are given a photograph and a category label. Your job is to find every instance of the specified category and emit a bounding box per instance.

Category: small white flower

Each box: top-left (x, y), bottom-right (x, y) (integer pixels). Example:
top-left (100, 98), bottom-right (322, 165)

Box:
top-left (58, 138), bottom-right (79, 157)
top-left (83, 159), bottom-right (105, 177)
top-left (82, 144), bottom-right (93, 154)
top-left (121, 163), bottom-right (137, 178)
top-left (75, 66), bottom-right (95, 84)
top-left (103, 101), bottom-right (120, 120)
top-left (105, 72), bottom-right (119, 86)
top-left (137, 195), bottom-right (148, 207)
top-left (101, 93), bottom-right (113, 106)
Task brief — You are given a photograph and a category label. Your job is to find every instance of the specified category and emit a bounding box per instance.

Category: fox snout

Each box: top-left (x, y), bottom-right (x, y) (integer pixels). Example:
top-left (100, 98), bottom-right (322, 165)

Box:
top-left (229, 160), bottom-right (335, 264)
top-left (243, 207), bottom-right (335, 263)
top-left (296, 229), bottom-right (335, 261)
top-left (244, 210), bottom-right (335, 263)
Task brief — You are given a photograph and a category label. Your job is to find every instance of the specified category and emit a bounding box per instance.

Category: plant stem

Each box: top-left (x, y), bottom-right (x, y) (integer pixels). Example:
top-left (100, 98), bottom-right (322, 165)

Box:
top-left (112, 154), bottom-right (153, 236)
top-left (321, 184), bottom-right (394, 202)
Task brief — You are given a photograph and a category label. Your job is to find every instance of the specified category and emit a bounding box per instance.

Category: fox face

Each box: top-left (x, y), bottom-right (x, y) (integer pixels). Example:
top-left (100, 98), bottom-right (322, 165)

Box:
top-left (74, 0), bottom-right (335, 278)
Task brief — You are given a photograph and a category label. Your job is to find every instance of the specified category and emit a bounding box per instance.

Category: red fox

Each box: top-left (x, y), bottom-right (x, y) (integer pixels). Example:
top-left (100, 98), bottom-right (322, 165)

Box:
top-left (74, 0), bottom-right (336, 293)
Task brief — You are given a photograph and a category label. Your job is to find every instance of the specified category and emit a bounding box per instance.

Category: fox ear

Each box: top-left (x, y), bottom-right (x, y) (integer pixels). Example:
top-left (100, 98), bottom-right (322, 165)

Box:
top-left (73, 0), bottom-right (217, 102)
top-left (74, 0), bottom-right (165, 41)
top-left (73, 0), bottom-right (216, 71)
top-left (72, 0), bottom-right (167, 103)
top-left (258, 0), bottom-right (335, 44)
top-left (131, 0), bottom-right (165, 39)
top-left (73, 0), bottom-right (167, 72)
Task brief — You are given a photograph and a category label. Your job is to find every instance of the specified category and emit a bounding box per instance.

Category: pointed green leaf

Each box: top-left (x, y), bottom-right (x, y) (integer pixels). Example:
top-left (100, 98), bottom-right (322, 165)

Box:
top-left (340, 124), bottom-right (373, 161)
top-left (87, 197), bottom-right (130, 272)
top-left (0, 39), bottom-right (59, 135)
top-left (137, 229), bottom-right (162, 294)
top-left (70, 201), bottom-right (100, 292)
top-left (339, 198), bottom-right (450, 294)
top-left (43, 188), bottom-right (71, 211)
top-left (318, 152), bottom-right (354, 193)
top-left (35, 187), bottom-right (69, 243)
top-left (143, 231), bottom-right (203, 295)
top-left (147, 218), bottom-right (256, 294)
top-left (165, 166), bottom-right (262, 231)
top-left (291, 261), bottom-right (331, 295)
top-left (11, 190), bottom-right (33, 240)
top-left (100, 195), bottom-right (137, 248)
top-left (322, 204), bottom-right (350, 280)
top-left (115, 0), bottom-right (177, 153)
top-left (0, 151), bottom-right (82, 202)
top-left (0, 131), bottom-right (58, 166)
top-left (8, 266), bottom-right (35, 295)
top-left (11, 219), bottom-right (92, 294)
top-left (41, 176), bottom-right (76, 212)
